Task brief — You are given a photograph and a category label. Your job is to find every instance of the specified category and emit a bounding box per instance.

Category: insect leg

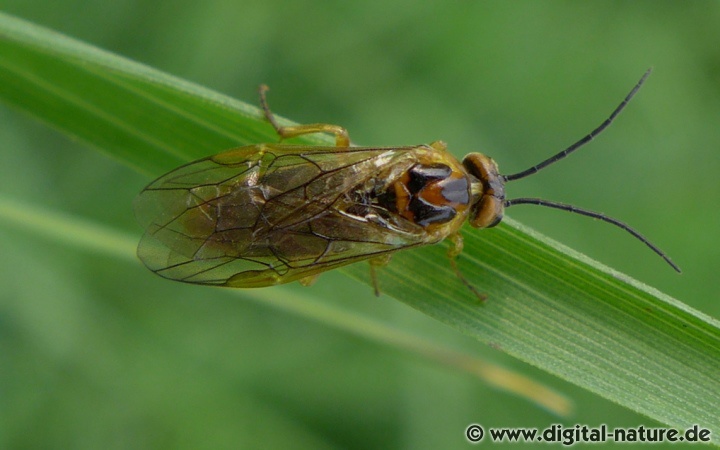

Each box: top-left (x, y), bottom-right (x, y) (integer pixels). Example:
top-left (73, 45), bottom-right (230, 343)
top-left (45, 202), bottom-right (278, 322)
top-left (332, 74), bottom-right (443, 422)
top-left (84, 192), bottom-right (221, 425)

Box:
top-left (259, 85), bottom-right (351, 148)
top-left (299, 274), bottom-right (321, 287)
top-left (448, 233), bottom-right (487, 302)
top-left (368, 254), bottom-right (393, 297)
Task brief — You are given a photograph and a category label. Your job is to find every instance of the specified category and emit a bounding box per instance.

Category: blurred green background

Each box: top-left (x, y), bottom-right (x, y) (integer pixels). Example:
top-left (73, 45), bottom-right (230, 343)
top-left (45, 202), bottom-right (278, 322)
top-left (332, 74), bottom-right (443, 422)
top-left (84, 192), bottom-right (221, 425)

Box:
top-left (1, 1), bottom-right (718, 449)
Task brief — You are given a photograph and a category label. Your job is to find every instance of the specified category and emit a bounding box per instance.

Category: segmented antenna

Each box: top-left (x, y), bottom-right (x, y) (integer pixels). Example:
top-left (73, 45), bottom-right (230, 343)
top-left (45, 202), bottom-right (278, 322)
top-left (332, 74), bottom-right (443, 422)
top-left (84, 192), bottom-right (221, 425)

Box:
top-left (504, 198), bottom-right (680, 272)
top-left (503, 68), bottom-right (652, 182)
top-left (502, 69), bottom-right (681, 273)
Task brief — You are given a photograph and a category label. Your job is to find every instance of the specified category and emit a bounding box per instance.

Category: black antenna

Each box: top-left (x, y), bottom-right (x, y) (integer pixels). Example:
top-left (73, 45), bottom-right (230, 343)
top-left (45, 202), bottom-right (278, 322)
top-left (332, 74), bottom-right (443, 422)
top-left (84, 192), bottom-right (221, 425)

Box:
top-left (503, 68), bottom-right (652, 182)
top-left (501, 69), bottom-right (681, 273)
top-left (504, 198), bottom-right (681, 272)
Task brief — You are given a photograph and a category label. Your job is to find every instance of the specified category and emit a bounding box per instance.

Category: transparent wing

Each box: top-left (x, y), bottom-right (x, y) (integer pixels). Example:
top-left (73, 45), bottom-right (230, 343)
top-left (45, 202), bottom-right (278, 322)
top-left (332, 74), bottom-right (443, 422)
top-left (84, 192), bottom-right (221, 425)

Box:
top-left (134, 144), bottom-right (430, 287)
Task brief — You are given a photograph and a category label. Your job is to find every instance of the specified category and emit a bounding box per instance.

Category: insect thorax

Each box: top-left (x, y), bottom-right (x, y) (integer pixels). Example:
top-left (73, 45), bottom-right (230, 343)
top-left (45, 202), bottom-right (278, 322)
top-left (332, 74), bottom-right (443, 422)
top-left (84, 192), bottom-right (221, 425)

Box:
top-left (345, 159), bottom-right (473, 233)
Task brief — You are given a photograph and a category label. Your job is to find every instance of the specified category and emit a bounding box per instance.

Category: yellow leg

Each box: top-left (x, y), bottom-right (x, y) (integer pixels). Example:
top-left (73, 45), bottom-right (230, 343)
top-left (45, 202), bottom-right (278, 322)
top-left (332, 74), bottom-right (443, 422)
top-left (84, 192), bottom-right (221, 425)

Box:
top-left (448, 233), bottom-right (487, 302)
top-left (368, 254), bottom-right (393, 297)
top-left (299, 273), bottom-right (320, 287)
top-left (259, 85), bottom-right (351, 148)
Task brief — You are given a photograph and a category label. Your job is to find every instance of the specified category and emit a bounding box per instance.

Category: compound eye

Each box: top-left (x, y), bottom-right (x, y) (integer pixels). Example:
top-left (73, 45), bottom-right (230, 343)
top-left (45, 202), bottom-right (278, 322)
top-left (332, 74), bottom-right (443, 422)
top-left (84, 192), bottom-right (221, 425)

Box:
top-left (462, 153), bottom-right (506, 229)
top-left (470, 195), bottom-right (504, 229)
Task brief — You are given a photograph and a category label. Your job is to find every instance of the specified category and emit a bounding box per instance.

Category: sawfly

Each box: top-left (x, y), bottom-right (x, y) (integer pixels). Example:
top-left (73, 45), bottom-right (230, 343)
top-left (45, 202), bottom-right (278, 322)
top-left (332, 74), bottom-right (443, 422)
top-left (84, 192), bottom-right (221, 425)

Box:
top-left (134, 70), bottom-right (679, 299)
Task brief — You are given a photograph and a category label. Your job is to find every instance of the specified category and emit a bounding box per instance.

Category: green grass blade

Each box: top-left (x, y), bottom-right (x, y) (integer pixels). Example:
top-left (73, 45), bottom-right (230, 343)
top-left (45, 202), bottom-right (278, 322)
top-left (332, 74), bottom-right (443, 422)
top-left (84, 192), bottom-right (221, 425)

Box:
top-left (1, 12), bottom-right (718, 440)
top-left (0, 193), bottom-right (571, 416)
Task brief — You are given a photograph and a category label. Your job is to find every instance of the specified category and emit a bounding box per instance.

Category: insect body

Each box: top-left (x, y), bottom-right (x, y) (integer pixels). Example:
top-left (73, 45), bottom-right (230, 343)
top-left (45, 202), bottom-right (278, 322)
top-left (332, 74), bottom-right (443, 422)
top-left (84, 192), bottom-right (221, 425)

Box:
top-left (134, 141), bottom-right (493, 288)
top-left (135, 70), bottom-right (679, 296)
